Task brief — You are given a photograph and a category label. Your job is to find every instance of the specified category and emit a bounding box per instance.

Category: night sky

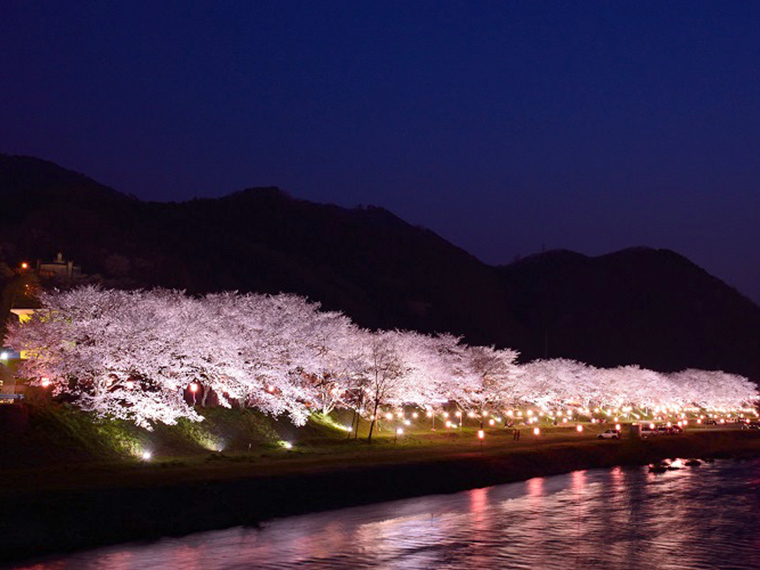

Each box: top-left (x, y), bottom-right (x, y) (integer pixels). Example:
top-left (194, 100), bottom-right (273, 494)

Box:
top-left (3, 2), bottom-right (760, 301)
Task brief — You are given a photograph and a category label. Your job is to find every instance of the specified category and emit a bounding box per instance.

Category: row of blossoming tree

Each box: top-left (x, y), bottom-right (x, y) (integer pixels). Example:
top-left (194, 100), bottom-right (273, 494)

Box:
top-left (6, 287), bottom-right (758, 433)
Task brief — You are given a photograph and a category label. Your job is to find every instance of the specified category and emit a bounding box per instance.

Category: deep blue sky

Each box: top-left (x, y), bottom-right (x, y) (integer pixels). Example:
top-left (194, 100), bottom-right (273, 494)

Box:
top-left (2, 2), bottom-right (760, 300)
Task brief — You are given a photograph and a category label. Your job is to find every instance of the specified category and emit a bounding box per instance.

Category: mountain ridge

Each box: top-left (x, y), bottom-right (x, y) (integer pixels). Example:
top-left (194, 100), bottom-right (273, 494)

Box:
top-left (2, 154), bottom-right (759, 379)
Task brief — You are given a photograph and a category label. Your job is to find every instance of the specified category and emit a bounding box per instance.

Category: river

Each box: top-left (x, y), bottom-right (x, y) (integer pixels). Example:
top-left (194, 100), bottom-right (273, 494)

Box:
top-left (13, 458), bottom-right (760, 569)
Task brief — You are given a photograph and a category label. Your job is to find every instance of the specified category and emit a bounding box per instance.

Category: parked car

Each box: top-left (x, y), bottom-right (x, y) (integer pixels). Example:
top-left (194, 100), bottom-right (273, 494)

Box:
top-left (641, 425), bottom-right (657, 437)
top-left (598, 429), bottom-right (620, 439)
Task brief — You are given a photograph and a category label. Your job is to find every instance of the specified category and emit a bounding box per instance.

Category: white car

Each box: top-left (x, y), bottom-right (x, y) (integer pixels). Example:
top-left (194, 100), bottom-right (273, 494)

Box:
top-left (597, 429), bottom-right (620, 439)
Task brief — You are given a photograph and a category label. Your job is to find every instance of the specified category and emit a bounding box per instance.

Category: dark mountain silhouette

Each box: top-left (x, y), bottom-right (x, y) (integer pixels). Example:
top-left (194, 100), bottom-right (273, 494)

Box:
top-left (0, 154), bottom-right (521, 347)
top-left (2, 154), bottom-right (760, 379)
top-left (497, 248), bottom-right (760, 376)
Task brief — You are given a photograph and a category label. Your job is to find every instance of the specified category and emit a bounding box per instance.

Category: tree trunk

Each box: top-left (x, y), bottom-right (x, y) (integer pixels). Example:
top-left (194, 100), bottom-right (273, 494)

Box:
top-left (367, 398), bottom-right (380, 442)
top-left (348, 409), bottom-right (357, 439)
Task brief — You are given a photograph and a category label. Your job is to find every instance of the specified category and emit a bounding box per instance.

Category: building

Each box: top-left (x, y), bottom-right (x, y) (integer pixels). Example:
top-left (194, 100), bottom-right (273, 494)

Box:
top-left (36, 252), bottom-right (82, 279)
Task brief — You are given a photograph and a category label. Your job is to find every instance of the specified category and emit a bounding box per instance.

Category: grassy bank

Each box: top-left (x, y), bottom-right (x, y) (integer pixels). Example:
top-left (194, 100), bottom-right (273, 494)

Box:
top-left (2, 404), bottom-right (760, 564)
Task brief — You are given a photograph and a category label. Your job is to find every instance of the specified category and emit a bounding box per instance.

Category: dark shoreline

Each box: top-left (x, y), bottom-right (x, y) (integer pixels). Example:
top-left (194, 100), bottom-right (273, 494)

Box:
top-left (3, 431), bottom-right (760, 566)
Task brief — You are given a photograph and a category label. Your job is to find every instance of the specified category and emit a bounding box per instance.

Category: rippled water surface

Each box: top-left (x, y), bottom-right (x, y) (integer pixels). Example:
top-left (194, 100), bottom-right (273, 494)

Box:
top-left (17, 458), bottom-right (760, 569)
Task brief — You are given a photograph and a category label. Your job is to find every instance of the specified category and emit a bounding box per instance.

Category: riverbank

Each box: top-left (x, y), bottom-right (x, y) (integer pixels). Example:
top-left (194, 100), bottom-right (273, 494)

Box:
top-left (3, 428), bottom-right (760, 565)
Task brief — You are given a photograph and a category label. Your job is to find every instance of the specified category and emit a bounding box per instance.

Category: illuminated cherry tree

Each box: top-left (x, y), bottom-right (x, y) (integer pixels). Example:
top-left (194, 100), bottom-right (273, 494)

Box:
top-left (6, 286), bottom-right (758, 431)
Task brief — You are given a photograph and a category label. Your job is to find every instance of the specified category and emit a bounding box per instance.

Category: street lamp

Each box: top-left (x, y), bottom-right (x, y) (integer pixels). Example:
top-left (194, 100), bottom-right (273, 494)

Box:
top-left (189, 382), bottom-right (199, 405)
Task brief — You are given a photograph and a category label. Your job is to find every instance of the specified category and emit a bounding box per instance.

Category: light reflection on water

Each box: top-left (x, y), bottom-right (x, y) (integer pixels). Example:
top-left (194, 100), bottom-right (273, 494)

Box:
top-left (16, 458), bottom-right (760, 570)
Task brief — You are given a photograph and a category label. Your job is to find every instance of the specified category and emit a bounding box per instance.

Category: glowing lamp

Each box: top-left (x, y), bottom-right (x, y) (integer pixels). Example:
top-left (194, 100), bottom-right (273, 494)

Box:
top-left (443, 412), bottom-right (449, 418)
top-left (126, 380), bottom-right (135, 390)
top-left (445, 420), bottom-right (452, 428)
top-left (489, 419), bottom-right (495, 426)
top-left (426, 410), bottom-right (433, 418)
top-left (20, 262), bottom-right (29, 269)
top-left (478, 430), bottom-right (485, 440)
top-left (189, 382), bottom-right (199, 393)
top-left (0, 352), bottom-right (7, 360)
top-left (40, 377), bottom-right (50, 388)
top-left (404, 420), bottom-right (411, 426)
top-left (615, 424), bottom-right (621, 431)
top-left (267, 385), bottom-right (275, 393)
top-left (533, 427), bottom-right (540, 436)
top-left (576, 425), bottom-right (583, 432)
top-left (562, 418), bottom-right (568, 423)
top-left (649, 423), bottom-right (655, 430)
top-left (468, 411), bottom-right (476, 418)
top-left (412, 412), bottom-right (418, 419)
top-left (527, 410), bottom-right (534, 416)
top-left (283, 442), bottom-right (293, 449)
top-left (396, 428), bottom-right (404, 436)
top-left (141, 451), bottom-right (152, 460)
top-left (385, 413), bottom-right (393, 420)
top-left (697, 419), bottom-right (702, 424)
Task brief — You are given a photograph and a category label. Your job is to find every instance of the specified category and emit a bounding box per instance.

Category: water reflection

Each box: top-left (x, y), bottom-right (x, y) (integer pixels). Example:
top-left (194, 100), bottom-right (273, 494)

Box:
top-left (15, 459), bottom-right (760, 570)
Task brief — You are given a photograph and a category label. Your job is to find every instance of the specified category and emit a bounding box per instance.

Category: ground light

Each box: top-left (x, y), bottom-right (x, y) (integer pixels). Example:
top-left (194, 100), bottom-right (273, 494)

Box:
top-left (576, 425), bottom-right (583, 433)
top-left (478, 429), bottom-right (484, 450)
top-left (395, 427), bottom-right (403, 444)
top-left (533, 427), bottom-right (540, 440)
